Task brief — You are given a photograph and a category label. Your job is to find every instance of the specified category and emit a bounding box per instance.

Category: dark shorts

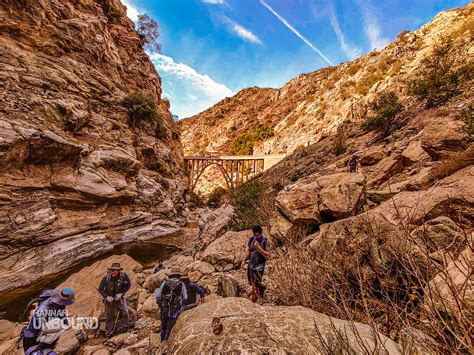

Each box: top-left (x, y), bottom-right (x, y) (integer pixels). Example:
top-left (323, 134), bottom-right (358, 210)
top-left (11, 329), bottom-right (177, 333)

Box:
top-left (247, 266), bottom-right (264, 286)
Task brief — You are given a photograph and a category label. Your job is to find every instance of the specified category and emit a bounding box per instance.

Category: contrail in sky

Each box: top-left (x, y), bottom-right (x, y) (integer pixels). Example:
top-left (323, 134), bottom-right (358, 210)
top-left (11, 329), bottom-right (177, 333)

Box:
top-left (259, 0), bottom-right (334, 66)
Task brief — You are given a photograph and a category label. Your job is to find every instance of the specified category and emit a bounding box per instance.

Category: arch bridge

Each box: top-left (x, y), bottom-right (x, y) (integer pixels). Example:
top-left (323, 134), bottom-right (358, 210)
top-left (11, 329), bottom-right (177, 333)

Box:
top-left (184, 155), bottom-right (285, 191)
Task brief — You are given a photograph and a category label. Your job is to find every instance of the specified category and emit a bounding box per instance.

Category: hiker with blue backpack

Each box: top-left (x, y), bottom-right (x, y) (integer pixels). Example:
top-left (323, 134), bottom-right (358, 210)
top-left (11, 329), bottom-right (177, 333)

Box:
top-left (21, 288), bottom-right (75, 355)
top-left (241, 226), bottom-right (270, 303)
top-left (155, 266), bottom-right (187, 343)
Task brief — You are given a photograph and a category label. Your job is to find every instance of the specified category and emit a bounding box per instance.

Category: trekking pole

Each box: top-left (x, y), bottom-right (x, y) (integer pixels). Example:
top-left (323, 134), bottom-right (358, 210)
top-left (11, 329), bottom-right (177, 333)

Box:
top-left (109, 298), bottom-right (122, 337)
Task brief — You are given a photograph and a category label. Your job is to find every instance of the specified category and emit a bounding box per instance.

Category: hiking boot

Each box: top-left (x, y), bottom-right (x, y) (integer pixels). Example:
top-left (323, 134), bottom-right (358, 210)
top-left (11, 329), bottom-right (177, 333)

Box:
top-left (259, 284), bottom-right (266, 298)
top-left (250, 292), bottom-right (258, 303)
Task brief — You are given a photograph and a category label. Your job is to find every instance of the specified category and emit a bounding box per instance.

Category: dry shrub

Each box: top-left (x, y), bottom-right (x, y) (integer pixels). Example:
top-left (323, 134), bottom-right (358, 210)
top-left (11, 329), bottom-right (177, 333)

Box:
top-left (269, 208), bottom-right (473, 353)
top-left (355, 73), bottom-right (384, 95)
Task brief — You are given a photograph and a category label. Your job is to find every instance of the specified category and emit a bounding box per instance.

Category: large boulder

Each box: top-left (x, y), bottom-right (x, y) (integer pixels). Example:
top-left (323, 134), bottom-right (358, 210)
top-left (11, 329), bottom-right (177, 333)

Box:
top-left (0, 320), bottom-right (22, 343)
top-left (415, 113), bottom-right (466, 159)
top-left (272, 172), bottom-right (365, 236)
top-left (410, 216), bottom-right (461, 253)
top-left (359, 146), bottom-right (386, 166)
top-left (424, 246), bottom-right (473, 320)
top-left (269, 211), bottom-right (294, 241)
top-left (55, 328), bottom-right (85, 354)
top-left (309, 168), bottom-right (474, 295)
top-left (200, 230), bottom-right (250, 271)
top-left (401, 140), bottom-right (431, 164)
top-left (57, 254), bottom-right (142, 318)
top-left (198, 272), bottom-right (241, 297)
top-left (195, 205), bottom-right (234, 254)
top-left (274, 174), bottom-right (323, 225)
top-left (0, 338), bottom-right (21, 355)
top-left (366, 155), bottom-right (405, 188)
top-left (318, 172), bottom-right (365, 220)
top-left (169, 297), bottom-right (401, 354)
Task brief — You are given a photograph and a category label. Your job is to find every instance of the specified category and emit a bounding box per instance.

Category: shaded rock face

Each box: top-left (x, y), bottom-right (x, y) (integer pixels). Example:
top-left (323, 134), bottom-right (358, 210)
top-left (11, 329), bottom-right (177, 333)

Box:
top-left (169, 297), bottom-right (402, 354)
top-left (0, 0), bottom-right (186, 294)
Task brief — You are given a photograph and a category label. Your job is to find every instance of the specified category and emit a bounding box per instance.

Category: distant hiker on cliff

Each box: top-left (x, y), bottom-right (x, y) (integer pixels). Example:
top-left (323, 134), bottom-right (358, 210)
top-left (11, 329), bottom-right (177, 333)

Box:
top-left (347, 155), bottom-right (359, 173)
top-left (181, 271), bottom-right (205, 310)
top-left (98, 263), bottom-right (131, 338)
top-left (154, 262), bottom-right (164, 274)
top-left (241, 226), bottom-right (270, 303)
top-left (155, 266), bottom-right (188, 343)
top-left (21, 288), bottom-right (75, 354)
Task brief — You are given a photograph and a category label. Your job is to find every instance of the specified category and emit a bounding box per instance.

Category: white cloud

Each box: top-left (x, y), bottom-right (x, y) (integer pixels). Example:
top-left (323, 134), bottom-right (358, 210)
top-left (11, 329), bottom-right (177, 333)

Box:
top-left (260, 0), bottom-right (333, 66)
top-left (121, 0), bottom-right (140, 22)
top-left (329, 8), bottom-right (362, 60)
top-left (220, 16), bottom-right (262, 44)
top-left (150, 54), bottom-right (233, 118)
top-left (356, 0), bottom-right (390, 50)
top-left (202, 0), bottom-right (225, 4)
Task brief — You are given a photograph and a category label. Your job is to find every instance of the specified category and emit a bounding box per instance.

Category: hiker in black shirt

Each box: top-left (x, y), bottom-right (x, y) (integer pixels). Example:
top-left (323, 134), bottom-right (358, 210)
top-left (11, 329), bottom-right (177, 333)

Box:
top-left (241, 226), bottom-right (270, 303)
top-left (98, 262), bottom-right (131, 337)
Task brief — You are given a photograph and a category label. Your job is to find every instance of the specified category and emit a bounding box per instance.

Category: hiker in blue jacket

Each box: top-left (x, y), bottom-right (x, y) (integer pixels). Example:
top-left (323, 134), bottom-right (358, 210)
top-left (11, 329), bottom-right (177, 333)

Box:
top-left (22, 288), bottom-right (75, 354)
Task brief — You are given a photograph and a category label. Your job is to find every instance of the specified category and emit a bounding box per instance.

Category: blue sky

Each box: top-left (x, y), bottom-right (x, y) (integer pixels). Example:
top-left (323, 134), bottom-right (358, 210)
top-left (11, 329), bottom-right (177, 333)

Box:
top-left (122, 0), bottom-right (469, 118)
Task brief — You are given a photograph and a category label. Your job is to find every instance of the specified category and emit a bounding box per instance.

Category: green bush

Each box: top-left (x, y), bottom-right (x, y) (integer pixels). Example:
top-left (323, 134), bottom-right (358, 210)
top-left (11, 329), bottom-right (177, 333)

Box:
top-left (122, 91), bottom-right (167, 138)
top-left (123, 92), bottom-right (157, 122)
top-left (231, 125), bottom-right (274, 155)
top-left (206, 187), bottom-right (227, 208)
top-left (409, 39), bottom-right (473, 107)
top-left (362, 91), bottom-right (402, 137)
top-left (229, 180), bottom-right (265, 231)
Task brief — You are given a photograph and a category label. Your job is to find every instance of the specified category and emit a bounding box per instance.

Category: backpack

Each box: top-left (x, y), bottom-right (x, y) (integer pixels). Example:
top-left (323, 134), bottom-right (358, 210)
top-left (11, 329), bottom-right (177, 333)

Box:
top-left (349, 158), bottom-right (357, 167)
top-left (159, 279), bottom-right (183, 317)
top-left (20, 290), bottom-right (61, 322)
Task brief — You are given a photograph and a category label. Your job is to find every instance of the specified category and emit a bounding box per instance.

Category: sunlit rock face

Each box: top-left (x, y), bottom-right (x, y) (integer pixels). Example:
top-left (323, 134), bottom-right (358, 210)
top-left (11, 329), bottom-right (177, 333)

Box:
top-left (0, 0), bottom-right (187, 293)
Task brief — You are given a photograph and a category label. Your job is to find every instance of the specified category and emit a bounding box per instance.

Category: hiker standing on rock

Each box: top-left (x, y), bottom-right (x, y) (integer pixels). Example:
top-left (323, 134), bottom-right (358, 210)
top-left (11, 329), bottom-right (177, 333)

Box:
top-left (22, 288), bottom-right (75, 354)
top-left (347, 155), bottom-right (359, 173)
top-left (98, 262), bottom-right (131, 338)
top-left (155, 266), bottom-right (187, 343)
top-left (181, 271), bottom-right (205, 310)
top-left (241, 226), bottom-right (270, 303)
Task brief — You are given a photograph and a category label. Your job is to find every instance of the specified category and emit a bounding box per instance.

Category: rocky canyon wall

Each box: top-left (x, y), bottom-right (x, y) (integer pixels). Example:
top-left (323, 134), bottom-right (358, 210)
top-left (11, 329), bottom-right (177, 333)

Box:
top-left (0, 0), bottom-right (187, 294)
top-left (179, 4), bottom-right (473, 157)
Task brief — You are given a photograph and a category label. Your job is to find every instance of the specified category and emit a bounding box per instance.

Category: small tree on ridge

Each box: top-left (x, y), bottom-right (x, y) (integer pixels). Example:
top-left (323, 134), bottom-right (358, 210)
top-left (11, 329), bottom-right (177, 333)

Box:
top-left (137, 14), bottom-right (162, 54)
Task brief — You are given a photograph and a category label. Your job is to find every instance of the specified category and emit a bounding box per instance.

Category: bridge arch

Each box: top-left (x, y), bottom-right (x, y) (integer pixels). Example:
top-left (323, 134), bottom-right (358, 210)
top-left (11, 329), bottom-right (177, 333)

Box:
top-left (185, 155), bottom-right (286, 192)
top-left (191, 161), bottom-right (233, 192)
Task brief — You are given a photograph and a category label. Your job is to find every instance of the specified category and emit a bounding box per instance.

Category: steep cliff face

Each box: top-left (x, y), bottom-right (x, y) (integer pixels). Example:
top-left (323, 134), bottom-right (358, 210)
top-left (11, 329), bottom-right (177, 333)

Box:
top-left (0, 0), bottom-right (187, 293)
top-left (179, 4), bottom-right (473, 156)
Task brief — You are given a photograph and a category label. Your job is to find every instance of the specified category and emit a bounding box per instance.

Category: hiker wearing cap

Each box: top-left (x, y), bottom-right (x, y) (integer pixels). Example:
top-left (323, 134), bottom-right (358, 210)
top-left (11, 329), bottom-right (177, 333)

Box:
top-left (241, 226), bottom-right (270, 303)
top-left (22, 288), bottom-right (75, 353)
top-left (181, 271), bottom-right (205, 310)
top-left (98, 263), bottom-right (131, 337)
top-left (155, 266), bottom-right (187, 342)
